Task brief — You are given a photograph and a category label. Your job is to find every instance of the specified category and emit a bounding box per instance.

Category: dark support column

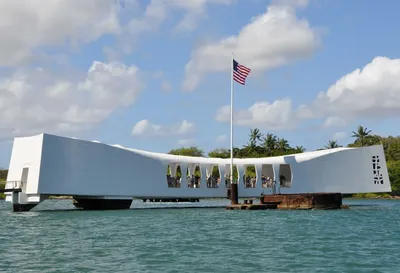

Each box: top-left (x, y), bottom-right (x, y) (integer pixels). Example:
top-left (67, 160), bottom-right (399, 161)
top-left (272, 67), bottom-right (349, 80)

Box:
top-left (13, 203), bottom-right (38, 212)
top-left (72, 198), bottom-right (132, 210)
top-left (230, 183), bottom-right (238, 205)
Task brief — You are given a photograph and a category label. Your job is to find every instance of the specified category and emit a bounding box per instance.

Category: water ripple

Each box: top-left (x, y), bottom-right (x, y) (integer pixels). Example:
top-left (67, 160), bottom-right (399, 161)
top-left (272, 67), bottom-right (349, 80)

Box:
top-left (0, 199), bottom-right (399, 272)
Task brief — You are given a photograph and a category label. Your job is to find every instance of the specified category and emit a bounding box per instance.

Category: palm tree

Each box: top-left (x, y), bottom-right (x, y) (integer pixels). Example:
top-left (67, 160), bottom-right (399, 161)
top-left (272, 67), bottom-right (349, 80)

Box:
top-left (277, 138), bottom-right (290, 152)
top-left (262, 133), bottom-right (277, 156)
top-left (295, 146), bottom-right (306, 153)
top-left (248, 128), bottom-right (263, 148)
top-left (324, 140), bottom-right (341, 149)
top-left (352, 125), bottom-right (372, 146)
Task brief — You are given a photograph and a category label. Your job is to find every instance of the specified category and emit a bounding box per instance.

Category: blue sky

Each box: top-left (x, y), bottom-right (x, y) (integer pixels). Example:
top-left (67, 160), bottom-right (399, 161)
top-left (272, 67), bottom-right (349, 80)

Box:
top-left (0, 0), bottom-right (400, 168)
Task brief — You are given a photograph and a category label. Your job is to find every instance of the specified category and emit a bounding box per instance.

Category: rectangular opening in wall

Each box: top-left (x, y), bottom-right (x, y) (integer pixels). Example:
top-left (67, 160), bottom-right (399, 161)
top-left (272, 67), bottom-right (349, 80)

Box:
top-left (261, 164), bottom-right (274, 188)
top-left (207, 165), bottom-right (220, 188)
top-left (279, 164), bottom-right (292, 188)
top-left (20, 167), bottom-right (29, 189)
top-left (223, 164), bottom-right (238, 186)
top-left (166, 164), bottom-right (181, 188)
top-left (244, 165), bottom-right (257, 188)
top-left (187, 164), bottom-right (201, 188)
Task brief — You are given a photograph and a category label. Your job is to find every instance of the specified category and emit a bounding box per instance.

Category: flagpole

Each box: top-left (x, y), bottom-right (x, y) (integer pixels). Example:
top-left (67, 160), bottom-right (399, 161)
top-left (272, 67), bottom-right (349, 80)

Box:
top-left (230, 52), bottom-right (238, 205)
top-left (230, 52), bottom-right (234, 185)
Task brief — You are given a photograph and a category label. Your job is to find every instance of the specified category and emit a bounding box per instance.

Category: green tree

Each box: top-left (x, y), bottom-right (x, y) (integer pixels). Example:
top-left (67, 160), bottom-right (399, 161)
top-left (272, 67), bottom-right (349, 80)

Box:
top-left (295, 146), bottom-right (306, 153)
top-left (0, 169), bottom-right (6, 199)
top-left (0, 169), bottom-right (7, 181)
top-left (277, 138), bottom-right (290, 153)
top-left (387, 161), bottom-right (400, 194)
top-left (348, 134), bottom-right (382, 148)
top-left (324, 140), bottom-right (342, 149)
top-left (382, 136), bottom-right (400, 161)
top-left (208, 149), bottom-right (230, 158)
top-left (262, 133), bottom-right (278, 156)
top-left (248, 128), bottom-right (263, 148)
top-left (351, 125), bottom-right (372, 146)
top-left (168, 147), bottom-right (204, 157)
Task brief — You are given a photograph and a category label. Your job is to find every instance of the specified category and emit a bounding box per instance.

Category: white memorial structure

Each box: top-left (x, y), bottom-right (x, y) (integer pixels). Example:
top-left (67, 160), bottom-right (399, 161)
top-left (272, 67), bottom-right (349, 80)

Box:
top-left (4, 133), bottom-right (391, 211)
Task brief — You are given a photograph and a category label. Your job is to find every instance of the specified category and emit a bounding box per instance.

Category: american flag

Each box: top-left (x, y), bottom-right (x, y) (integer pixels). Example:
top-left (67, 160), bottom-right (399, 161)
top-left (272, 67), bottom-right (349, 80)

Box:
top-left (233, 59), bottom-right (251, 85)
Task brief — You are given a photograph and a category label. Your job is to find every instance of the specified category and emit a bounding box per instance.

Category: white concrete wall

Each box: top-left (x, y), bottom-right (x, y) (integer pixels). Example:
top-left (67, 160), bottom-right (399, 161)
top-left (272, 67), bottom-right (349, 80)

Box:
top-left (37, 134), bottom-right (228, 198)
top-left (278, 145), bottom-right (391, 194)
top-left (38, 134), bottom-right (166, 197)
top-left (5, 135), bottom-right (44, 202)
top-left (5, 134), bottom-right (392, 202)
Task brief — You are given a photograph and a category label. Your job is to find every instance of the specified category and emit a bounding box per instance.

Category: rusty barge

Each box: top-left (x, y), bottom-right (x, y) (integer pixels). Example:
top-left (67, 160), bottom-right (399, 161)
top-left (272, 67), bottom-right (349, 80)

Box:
top-left (226, 192), bottom-right (347, 210)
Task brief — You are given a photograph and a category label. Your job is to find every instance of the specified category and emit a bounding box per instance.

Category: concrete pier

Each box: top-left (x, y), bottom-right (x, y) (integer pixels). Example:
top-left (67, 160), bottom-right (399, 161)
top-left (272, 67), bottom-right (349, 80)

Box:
top-left (6, 188), bottom-right (42, 212)
top-left (226, 193), bottom-right (344, 210)
top-left (261, 193), bottom-right (343, 210)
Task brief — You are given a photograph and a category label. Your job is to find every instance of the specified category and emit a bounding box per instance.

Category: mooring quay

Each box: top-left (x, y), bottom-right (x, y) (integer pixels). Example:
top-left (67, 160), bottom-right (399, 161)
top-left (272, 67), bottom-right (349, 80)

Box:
top-left (3, 133), bottom-right (391, 212)
top-left (226, 192), bottom-right (347, 210)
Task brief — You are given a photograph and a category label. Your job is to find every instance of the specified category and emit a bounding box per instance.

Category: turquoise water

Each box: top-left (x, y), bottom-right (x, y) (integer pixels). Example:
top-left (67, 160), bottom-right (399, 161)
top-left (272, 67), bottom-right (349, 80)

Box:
top-left (0, 199), bottom-right (399, 273)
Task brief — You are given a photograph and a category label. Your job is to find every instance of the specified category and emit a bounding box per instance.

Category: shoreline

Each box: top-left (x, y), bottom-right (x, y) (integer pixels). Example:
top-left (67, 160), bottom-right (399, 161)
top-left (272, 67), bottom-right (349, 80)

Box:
top-left (1, 196), bottom-right (400, 201)
top-left (48, 196), bottom-right (73, 200)
top-left (344, 195), bottom-right (400, 200)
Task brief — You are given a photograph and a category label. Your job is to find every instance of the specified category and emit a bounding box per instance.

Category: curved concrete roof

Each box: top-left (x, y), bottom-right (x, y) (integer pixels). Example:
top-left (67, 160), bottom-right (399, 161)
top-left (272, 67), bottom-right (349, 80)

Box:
top-left (32, 133), bottom-right (356, 165)
top-left (108, 142), bottom-right (355, 165)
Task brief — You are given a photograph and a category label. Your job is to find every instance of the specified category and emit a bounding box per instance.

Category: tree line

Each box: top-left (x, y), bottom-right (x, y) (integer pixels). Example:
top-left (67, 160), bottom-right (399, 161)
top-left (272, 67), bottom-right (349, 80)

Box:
top-left (169, 125), bottom-right (400, 195)
top-left (0, 169), bottom-right (6, 181)
top-left (0, 169), bottom-right (6, 199)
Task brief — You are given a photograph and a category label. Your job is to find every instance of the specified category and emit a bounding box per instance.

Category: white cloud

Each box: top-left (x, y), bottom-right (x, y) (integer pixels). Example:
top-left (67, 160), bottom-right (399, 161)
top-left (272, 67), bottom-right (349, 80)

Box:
top-left (216, 56), bottom-right (400, 131)
top-left (178, 138), bottom-right (196, 146)
top-left (131, 120), bottom-right (195, 136)
top-left (216, 134), bottom-right (227, 143)
top-left (0, 61), bottom-right (143, 138)
top-left (272, 0), bottom-right (309, 8)
top-left (332, 132), bottom-right (347, 141)
top-left (128, 0), bottom-right (234, 35)
top-left (314, 57), bottom-right (400, 119)
top-left (0, 0), bottom-right (237, 65)
top-left (0, 0), bottom-right (121, 66)
top-left (173, 0), bottom-right (234, 32)
top-left (322, 116), bottom-right (347, 128)
top-left (215, 98), bottom-right (297, 130)
top-left (183, 2), bottom-right (320, 91)
top-left (105, 0), bottom-right (235, 60)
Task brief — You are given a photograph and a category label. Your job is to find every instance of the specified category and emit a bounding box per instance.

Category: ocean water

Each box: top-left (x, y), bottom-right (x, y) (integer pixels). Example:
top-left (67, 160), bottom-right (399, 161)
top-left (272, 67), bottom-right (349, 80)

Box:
top-left (0, 199), bottom-right (399, 273)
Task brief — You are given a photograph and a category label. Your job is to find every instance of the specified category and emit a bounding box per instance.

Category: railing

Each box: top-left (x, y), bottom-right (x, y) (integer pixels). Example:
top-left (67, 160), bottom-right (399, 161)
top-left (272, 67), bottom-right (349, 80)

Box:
top-left (280, 181), bottom-right (292, 188)
top-left (261, 181), bottom-right (292, 188)
top-left (5, 180), bottom-right (23, 189)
